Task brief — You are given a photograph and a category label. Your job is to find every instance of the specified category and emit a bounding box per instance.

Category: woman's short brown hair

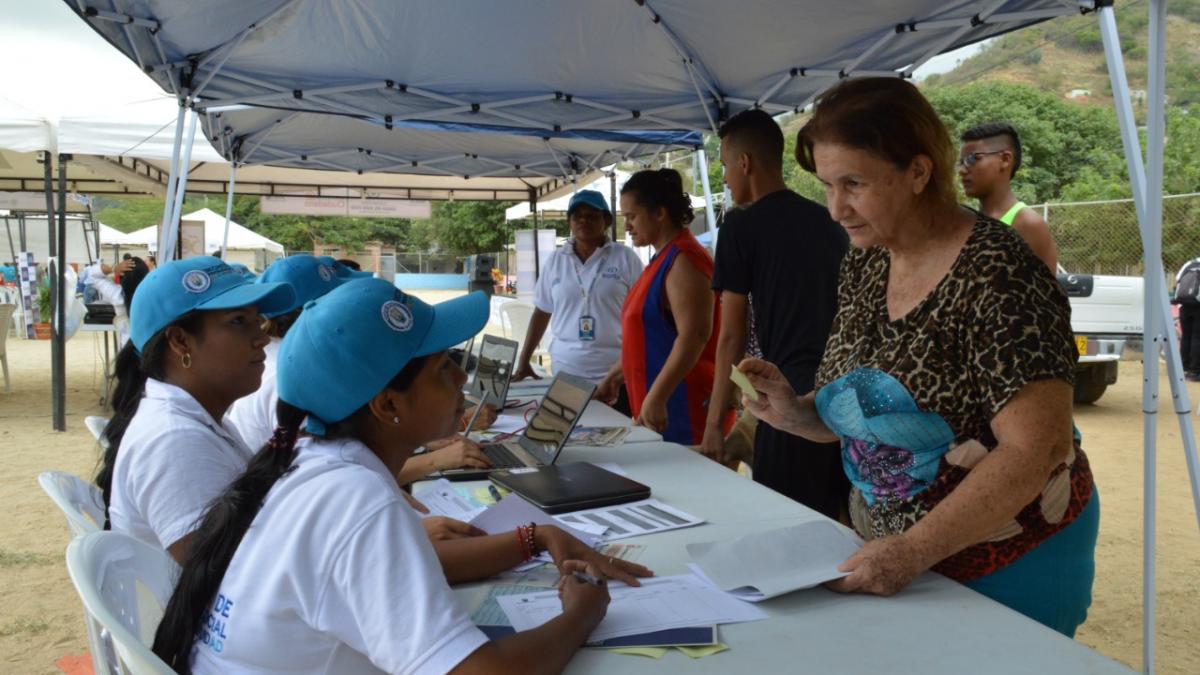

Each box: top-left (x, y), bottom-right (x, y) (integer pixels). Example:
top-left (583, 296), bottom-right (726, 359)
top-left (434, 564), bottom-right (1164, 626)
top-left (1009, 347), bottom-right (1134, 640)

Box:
top-left (796, 77), bottom-right (957, 211)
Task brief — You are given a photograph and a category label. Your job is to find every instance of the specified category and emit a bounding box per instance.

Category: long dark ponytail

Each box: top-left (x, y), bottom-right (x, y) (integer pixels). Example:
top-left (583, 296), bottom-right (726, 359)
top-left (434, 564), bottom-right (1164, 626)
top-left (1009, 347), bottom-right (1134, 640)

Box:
top-left (152, 355), bottom-right (430, 673)
top-left (96, 313), bottom-right (204, 527)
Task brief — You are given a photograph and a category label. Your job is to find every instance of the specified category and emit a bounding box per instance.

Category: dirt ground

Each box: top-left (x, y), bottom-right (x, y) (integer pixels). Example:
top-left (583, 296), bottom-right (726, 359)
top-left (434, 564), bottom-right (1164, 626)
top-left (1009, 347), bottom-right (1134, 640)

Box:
top-left (1, 328), bottom-right (1198, 674)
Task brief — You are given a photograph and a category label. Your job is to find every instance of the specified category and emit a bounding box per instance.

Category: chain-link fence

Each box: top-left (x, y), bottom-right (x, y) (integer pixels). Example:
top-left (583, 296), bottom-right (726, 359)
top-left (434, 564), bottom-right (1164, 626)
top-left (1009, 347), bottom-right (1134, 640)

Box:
top-left (392, 250), bottom-right (512, 275)
top-left (1041, 192), bottom-right (1200, 281)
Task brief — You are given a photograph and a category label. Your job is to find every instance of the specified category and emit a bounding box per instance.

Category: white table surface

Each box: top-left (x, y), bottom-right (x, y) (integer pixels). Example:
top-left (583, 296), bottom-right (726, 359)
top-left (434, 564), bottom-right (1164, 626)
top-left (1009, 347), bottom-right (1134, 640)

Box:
top-left (452, 440), bottom-right (1133, 674)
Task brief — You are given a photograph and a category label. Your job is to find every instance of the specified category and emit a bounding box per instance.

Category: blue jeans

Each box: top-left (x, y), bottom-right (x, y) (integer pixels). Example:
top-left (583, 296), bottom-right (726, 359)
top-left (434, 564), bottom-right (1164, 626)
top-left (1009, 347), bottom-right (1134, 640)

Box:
top-left (964, 488), bottom-right (1100, 637)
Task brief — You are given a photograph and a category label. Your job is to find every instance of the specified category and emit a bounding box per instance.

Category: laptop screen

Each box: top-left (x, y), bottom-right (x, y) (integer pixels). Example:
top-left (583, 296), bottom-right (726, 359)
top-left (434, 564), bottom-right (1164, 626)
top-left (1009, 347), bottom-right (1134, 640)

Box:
top-left (471, 335), bottom-right (517, 403)
top-left (520, 373), bottom-right (597, 465)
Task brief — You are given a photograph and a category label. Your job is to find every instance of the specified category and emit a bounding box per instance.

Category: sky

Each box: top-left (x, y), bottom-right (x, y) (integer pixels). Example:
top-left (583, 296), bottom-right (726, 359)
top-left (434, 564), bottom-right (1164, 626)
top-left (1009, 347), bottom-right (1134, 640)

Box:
top-left (0, 0), bottom-right (984, 120)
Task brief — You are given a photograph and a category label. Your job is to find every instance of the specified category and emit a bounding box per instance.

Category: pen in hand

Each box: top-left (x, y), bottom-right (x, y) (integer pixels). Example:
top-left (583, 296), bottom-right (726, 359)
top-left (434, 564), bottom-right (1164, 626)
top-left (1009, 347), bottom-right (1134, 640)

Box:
top-left (568, 570), bottom-right (606, 587)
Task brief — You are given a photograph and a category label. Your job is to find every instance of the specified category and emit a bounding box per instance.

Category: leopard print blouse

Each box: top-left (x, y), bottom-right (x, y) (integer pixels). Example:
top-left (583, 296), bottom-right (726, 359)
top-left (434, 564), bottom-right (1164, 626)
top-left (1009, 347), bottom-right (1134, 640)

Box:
top-left (814, 216), bottom-right (1094, 582)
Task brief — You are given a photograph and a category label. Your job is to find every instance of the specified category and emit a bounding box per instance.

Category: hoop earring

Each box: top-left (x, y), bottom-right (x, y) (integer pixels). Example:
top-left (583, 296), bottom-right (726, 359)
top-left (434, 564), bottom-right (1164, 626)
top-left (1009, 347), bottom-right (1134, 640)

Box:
top-left (181, 353), bottom-right (192, 369)
top-left (392, 416), bottom-right (400, 424)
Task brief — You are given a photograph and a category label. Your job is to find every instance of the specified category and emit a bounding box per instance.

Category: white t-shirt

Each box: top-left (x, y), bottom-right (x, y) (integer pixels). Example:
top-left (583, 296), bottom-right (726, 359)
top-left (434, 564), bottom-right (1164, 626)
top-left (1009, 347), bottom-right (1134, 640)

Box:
top-left (226, 339), bottom-right (282, 452)
top-left (532, 239), bottom-right (643, 382)
top-left (109, 379), bottom-right (255, 551)
top-left (190, 437), bottom-right (488, 675)
top-left (83, 262), bottom-right (126, 312)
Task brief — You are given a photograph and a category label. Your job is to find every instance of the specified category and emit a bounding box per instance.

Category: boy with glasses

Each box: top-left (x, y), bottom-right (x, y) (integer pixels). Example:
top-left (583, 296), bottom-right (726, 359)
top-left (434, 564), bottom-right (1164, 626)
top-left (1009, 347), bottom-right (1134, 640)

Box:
top-left (959, 122), bottom-right (1057, 273)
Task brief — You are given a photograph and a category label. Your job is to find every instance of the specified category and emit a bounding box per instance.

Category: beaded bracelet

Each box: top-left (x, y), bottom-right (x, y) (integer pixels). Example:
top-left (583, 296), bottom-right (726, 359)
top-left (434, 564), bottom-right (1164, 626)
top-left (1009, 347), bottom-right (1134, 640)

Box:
top-left (515, 522), bottom-right (538, 561)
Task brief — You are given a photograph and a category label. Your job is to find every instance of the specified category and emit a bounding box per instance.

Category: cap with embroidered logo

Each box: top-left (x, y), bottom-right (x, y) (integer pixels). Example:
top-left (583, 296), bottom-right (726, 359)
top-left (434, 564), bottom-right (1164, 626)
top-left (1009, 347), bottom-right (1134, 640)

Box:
top-left (258, 254), bottom-right (348, 317)
top-left (129, 256), bottom-right (295, 352)
top-left (277, 278), bottom-right (487, 433)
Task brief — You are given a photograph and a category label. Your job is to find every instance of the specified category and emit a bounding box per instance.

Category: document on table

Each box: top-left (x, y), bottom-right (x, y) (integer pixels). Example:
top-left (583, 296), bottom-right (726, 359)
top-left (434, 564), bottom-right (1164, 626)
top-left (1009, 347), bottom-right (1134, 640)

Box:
top-left (686, 520), bottom-right (862, 601)
top-left (553, 498), bottom-right (704, 541)
top-left (486, 414), bottom-right (528, 435)
top-left (496, 574), bottom-right (767, 642)
top-left (469, 494), bottom-right (599, 546)
top-left (412, 479), bottom-right (487, 521)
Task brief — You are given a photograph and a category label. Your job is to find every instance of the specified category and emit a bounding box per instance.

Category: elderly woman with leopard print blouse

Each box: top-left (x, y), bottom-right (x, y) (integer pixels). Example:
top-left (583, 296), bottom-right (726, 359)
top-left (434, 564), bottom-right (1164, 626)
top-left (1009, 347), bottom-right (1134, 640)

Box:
top-left (739, 78), bottom-right (1097, 638)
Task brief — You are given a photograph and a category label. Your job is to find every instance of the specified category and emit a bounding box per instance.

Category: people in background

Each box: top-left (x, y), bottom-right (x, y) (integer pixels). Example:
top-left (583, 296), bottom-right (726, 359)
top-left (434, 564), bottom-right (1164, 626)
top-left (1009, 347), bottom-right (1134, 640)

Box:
top-left (95, 257), bottom-right (295, 563)
top-left (598, 169), bottom-right (734, 444)
top-left (740, 78), bottom-right (1097, 637)
top-left (152, 279), bottom-right (650, 674)
top-left (513, 190), bottom-right (643, 415)
top-left (81, 256), bottom-right (150, 346)
top-left (1172, 255), bottom-right (1200, 381)
top-left (703, 108), bottom-right (850, 519)
top-left (959, 122), bottom-right (1057, 273)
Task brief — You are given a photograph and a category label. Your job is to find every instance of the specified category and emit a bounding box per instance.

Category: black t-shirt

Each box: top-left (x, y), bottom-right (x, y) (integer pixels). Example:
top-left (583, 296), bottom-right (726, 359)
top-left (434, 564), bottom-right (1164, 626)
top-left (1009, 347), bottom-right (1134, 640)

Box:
top-left (712, 190), bottom-right (847, 394)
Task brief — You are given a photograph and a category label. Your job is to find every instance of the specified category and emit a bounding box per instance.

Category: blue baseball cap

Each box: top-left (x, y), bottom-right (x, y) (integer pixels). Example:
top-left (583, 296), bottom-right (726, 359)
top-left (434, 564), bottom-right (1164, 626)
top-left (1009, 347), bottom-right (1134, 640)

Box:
top-left (257, 255), bottom-right (347, 317)
top-left (278, 279), bottom-right (487, 434)
top-left (567, 189), bottom-right (611, 217)
top-left (315, 255), bottom-right (374, 279)
top-left (228, 262), bottom-right (257, 281)
top-left (129, 256), bottom-right (296, 352)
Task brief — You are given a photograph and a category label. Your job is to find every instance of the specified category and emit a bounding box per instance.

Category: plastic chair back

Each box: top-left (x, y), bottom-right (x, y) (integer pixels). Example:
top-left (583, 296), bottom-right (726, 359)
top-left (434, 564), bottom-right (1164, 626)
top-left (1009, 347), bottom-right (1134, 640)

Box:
top-left (85, 416), bottom-right (111, 449)
top-left (38, 471), bottom-right (106, 537)
top-left (498, 301), bottom-right (550, 364)
top-left (65, 531), bottom-right (178, 675)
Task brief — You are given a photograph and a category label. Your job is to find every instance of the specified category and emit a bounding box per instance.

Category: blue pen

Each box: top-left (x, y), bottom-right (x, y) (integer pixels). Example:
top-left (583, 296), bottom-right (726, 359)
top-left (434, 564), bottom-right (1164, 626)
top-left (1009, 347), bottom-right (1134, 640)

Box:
top-left (487, 484), bottom-right (503, 503)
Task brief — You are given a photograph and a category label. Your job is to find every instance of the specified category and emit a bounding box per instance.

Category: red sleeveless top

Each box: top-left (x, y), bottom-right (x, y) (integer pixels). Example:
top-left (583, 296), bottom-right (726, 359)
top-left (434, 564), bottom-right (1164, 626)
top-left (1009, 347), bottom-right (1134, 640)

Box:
top-left (621, 230), bottom-right (734, 444)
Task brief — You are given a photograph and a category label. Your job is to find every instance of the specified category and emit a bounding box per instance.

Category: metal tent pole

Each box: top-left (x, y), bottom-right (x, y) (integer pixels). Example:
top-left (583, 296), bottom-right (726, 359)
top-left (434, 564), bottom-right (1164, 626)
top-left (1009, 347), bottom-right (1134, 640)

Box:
top-left (41, 154), bottom-right (60, 429)
top-left (1100, 3), bottom-right (1200, 672)
top-left (697, 148), bottom-right (717, 250)
top-left (162, 110), bottom-right (199, 262)
top-left (159, 105), bottom-right (186, 258)
top-left (221, 163), bottom-right (237, 260)
top-left (53, 154), bottom-right (69, 431)
top-left (5, 217), bottom-right (15, 271)
top-left (610, 171), bottom-right (618, 242)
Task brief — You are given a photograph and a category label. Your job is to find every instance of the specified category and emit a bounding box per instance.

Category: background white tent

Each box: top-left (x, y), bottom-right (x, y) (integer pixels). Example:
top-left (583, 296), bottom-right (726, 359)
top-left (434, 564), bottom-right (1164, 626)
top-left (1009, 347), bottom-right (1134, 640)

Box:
top-left (125, 208), bottom-right (284, 270)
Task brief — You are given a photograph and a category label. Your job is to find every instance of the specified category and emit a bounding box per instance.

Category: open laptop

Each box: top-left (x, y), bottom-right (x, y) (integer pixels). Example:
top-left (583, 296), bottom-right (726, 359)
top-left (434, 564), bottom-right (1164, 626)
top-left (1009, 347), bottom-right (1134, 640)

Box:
top-left (467, 335), bottom-right (518, 409)
top-left (440, 372), bottom-right (597, 481)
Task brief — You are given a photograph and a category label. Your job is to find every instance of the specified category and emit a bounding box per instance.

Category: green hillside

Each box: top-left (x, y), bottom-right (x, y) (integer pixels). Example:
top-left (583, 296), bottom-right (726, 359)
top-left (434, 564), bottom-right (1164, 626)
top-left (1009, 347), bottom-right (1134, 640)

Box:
top-left (923, 0), bottom-right (1200, 110)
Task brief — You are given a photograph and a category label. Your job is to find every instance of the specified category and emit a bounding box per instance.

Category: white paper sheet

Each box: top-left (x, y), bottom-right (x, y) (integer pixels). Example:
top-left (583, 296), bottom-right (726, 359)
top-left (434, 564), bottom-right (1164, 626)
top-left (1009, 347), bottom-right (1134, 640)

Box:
top-left (496, 574), bottom-right (767, 641)
top-left (411, 479), bottom-right (487, 522)
top-left (553, 498), bottom-right (704, 542)
top-left (469, 494), bottom-right (598, 547)
top-left (487, 414), bottom-right (528, 435)
top-left (686, 520), bottom-right (861, 601)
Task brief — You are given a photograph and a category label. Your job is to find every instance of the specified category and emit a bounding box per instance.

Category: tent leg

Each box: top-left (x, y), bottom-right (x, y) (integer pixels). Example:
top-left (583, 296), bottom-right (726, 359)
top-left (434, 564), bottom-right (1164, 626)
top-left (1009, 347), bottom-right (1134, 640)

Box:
top-left (42, 154), bottom-right (60, 430)
top-left (53, 154), bottom-right (68, 432)
top-left (162, 110), bottom-right (199, 262)
top-left (697, 148), bottom-right (717, 250)
top-left (530, 190), bottom-right (540, 281)
top-left (1101, 4), bottom-right (1200, 672)
top-left (159, 104), bottom-right (186, 258)
top-left (610, 171), bottom-right (618, 242)
top-left (221, 164), bottom-right (238, 260)
top-left (5, 217), bottom-right (16, 271)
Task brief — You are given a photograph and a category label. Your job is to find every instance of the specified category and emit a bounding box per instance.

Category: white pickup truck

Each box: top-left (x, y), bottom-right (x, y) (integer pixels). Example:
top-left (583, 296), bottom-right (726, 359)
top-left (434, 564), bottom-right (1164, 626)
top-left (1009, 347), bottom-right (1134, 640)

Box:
top-left (1057, 270), bottom-right (1144, 404)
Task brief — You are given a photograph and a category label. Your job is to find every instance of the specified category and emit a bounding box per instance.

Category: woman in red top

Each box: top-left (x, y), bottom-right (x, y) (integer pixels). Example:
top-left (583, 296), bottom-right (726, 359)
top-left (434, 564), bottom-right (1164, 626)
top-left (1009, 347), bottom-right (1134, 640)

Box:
top-left (597, 169), bottom-right (734, 445)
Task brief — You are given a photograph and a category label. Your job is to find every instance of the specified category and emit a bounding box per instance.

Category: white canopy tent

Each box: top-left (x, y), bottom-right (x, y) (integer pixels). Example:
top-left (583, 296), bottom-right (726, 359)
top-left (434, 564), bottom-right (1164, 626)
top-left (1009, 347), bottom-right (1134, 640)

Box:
top-left (124, 207), bottom-right (283, 267)
top-left (54, 2), bottom-right (1200, 670)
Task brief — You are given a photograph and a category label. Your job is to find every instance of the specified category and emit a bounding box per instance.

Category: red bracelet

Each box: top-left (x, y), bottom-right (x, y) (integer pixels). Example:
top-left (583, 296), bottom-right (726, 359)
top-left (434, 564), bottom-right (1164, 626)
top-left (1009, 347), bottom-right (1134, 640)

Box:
top-left (515, 522), bottom-right (538, 561)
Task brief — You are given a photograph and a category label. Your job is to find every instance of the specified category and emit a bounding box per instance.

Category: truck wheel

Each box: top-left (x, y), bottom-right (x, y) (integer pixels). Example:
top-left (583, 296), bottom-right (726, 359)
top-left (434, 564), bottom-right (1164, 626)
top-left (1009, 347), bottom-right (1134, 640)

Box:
top-left (1074, 366), bottom-right (1109, 404)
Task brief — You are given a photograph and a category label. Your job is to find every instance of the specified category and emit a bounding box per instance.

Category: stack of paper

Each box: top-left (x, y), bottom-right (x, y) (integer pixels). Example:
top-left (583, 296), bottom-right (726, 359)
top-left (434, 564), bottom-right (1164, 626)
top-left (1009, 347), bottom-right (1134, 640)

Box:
top-left (412, 479), bottom-right (487, 521)
top-left (687, 520), bottom-right (861, 601)
top-left (553, 498), bottom-right (704, 542)
top-left (496, 574), bottom-right (767, 642)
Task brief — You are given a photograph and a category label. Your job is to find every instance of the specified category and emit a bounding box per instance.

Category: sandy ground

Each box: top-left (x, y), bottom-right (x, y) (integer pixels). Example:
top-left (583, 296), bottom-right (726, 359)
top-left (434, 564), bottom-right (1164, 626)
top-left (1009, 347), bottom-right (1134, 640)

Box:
top-left (1, 320), bottom-right (1198, 673)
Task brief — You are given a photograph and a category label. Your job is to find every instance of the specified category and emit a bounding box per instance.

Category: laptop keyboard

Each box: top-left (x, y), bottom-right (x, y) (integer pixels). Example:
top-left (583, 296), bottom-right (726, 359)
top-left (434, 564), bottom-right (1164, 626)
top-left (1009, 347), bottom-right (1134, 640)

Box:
top-left (484, 443), bottom-right (527, 469)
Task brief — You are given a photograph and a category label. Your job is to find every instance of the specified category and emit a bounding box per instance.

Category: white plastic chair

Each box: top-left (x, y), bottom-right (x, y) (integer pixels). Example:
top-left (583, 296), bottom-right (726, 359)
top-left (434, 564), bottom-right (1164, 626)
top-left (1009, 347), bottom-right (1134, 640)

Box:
top-left (498, 300), bottom-right (551, 368)
top-left (85, 416), bottom-right (111, 450)
top-left (40, 471), bottom-right (112, 675)
top-left (0, 303), bottom-right (13, 392)
top-left (65, 531), bottom-right (178, 675)
top-left (39, 471), bottom-right (106, 537)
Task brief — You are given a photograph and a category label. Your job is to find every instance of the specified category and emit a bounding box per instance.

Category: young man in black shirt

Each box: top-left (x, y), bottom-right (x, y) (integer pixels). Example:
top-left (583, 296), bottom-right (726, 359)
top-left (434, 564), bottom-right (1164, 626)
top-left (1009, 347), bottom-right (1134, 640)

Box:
top-left (704, 109), bottom-right (850, 519)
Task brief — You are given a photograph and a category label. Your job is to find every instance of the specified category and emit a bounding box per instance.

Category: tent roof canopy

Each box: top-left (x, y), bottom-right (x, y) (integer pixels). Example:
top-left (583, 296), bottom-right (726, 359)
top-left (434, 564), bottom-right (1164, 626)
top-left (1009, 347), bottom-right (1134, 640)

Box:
top-left (70, 0), bottom-right (1096, 137)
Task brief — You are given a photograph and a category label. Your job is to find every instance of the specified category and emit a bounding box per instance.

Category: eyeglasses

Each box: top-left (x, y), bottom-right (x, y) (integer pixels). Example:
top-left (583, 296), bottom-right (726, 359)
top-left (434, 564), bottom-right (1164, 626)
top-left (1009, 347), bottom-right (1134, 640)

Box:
top-left (957, 150), bottom-right (1006, 169)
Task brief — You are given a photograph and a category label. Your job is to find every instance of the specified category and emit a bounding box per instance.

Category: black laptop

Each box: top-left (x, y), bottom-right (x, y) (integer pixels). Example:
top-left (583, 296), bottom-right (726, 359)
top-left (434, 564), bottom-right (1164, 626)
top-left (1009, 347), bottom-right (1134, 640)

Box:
top-left (489, 462), bottom-right (651, 514)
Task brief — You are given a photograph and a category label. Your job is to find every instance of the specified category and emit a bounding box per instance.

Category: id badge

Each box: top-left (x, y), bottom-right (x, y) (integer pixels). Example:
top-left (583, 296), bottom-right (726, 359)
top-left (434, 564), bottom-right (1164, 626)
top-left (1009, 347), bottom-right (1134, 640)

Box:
top-left (578, 315), bottom-right (596, 341)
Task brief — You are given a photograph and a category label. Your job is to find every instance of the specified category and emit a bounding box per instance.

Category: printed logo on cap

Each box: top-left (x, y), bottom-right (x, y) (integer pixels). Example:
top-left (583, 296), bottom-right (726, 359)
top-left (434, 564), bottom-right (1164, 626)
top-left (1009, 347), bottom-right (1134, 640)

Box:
top-left (181, 270), bottom-right (211, 293)
top-left (381, 300), bottom-right (414, 332)
top-left (317, 264), bottom-right (334, 282)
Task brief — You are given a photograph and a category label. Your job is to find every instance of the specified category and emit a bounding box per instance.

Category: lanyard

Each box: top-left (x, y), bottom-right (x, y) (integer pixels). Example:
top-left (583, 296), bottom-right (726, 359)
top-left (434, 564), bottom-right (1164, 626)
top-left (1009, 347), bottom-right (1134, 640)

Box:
top-left (571, 242), bottom-right (611, 311)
